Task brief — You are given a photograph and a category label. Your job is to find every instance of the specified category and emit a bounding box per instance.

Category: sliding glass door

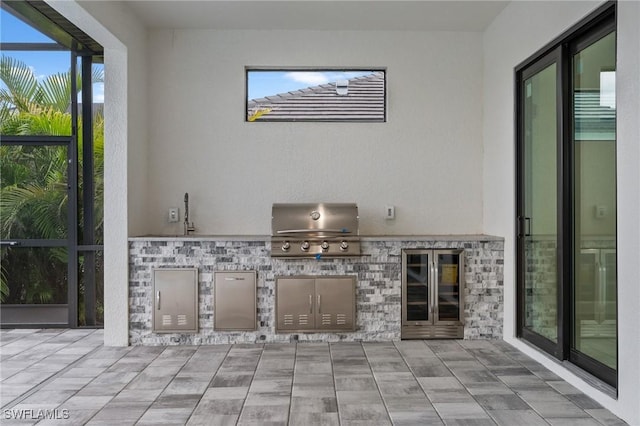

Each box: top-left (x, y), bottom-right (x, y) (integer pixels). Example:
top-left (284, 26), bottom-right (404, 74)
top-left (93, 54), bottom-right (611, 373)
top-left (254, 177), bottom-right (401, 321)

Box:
top-left (517, 50), bottom-right (562, 356)
top-left (516, 4), bottom-right (616, 387)
top-left (571, 29), bottom-right (617, 375)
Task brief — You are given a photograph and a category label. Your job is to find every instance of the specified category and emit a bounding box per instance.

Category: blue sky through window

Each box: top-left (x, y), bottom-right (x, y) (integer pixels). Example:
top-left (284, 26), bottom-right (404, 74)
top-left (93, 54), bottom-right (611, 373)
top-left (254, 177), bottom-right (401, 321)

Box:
top-left (247, 70), bottom-right (375, 100)
top-left (0, 9), bottom-right (104, 102)
top-left (1, 9), bottom-right (55, 42)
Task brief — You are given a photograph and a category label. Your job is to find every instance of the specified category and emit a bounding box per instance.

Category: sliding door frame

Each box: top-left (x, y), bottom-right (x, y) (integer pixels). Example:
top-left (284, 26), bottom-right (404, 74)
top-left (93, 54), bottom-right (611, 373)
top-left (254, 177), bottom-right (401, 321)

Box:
top-left (515, 1), bottom-right (617, 388)
top-left (515, 46), bottom-right (566, 359)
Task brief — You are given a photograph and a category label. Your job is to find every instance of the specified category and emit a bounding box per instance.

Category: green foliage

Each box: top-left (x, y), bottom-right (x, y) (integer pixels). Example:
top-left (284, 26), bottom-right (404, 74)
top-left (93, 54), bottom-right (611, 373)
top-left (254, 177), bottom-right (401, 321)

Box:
top-left (0, 54), bottom-right (104, 310)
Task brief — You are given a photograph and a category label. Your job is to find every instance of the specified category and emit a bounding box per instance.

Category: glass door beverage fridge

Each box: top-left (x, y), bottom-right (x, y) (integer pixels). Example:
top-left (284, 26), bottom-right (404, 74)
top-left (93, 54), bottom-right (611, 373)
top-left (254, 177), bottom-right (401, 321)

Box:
top-left (401, 249), bottom-right (464, 339)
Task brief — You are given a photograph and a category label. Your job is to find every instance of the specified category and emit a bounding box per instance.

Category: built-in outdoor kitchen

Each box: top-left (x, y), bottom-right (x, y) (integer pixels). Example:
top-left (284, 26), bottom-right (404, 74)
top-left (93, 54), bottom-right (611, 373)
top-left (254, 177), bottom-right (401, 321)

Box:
top-left (129, 203), bottom-right (504, 345)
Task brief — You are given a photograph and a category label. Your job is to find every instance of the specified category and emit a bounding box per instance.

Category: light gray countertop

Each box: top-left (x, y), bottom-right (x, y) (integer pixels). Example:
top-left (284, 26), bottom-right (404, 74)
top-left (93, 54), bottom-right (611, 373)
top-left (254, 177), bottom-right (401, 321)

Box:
top-left (129, 234), bottom-right (503, 242)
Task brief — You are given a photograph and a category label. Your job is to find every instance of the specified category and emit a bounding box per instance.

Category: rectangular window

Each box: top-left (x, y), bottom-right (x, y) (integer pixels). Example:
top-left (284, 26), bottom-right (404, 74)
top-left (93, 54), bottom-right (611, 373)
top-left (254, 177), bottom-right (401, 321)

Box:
top-left (246, 68), bottom-right (386, 122)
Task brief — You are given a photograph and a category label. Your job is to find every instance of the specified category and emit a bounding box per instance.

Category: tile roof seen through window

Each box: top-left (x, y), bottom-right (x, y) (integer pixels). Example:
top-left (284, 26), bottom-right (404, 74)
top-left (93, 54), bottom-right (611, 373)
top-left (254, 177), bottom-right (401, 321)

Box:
top-left (247, 71), bottom-right (385, 122)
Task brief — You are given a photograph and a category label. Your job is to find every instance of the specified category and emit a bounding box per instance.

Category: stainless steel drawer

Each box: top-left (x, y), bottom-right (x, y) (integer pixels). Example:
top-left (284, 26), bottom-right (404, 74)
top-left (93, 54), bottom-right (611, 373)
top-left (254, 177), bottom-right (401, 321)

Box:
top-left (214, 271), bottom-right (257, 331)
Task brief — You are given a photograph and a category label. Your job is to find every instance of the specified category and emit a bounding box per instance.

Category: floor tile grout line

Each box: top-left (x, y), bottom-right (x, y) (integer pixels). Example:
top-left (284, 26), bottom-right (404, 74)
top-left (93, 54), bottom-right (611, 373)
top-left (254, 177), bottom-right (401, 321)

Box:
top-left (2, 334), bottom-right (626, 426)
top-left (233, 342), bottom-right (266, 425)
top-left (285, 342), bottom-right (297, 426)
top-left (480, 340), bottom-right (599, 425)
top-left (134, 346), bottom-right (201, 425)
top-left (79, 344), bottom-right (170, 426)
top-left (392, 340), bottom-right (441, 409)
top-left (359, 342), bottom-right (394, 425)
top-left (416, 339), bottom-right (457, 423)
top-left (327, 342), bottom-right (341, 426)
top-left (0, 330), bottom-right (62, 383)
top-left (2, 329), bottom-right (99, 409)
top-left (42, 337), bottom-right (169, 425)
top-left (427, 340), bottom-right (500, 425)
top-left (417, 339), bottom-right (465, 425)
top-left (0, 329), bottom-right (59, 352)
top-left (370, 341), bottom-right (417, 425)
top-left (1, 328), bottom-right (89, 383)
top-left (1, 329), bottom-right (106, 411)
top-left (452, 340), bottom-right (557, 426)
top-left (128, 345), bottom-right (218, 426)
top-left (183, 343), bottom-right (234, 426)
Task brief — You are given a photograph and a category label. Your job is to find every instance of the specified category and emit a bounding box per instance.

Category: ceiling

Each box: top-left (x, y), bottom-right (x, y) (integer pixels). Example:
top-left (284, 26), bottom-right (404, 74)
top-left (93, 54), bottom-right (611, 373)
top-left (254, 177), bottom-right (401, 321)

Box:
top-left (122, 1), bottom-right (509, 32)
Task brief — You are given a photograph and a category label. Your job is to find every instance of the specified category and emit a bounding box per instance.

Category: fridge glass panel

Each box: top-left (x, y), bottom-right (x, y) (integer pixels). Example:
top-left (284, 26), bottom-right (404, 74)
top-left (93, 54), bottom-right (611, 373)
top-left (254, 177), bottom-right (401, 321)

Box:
top-left (437, 253), bottom-right (460, 321)
top-left (405, 252), bottom-right (429, 322)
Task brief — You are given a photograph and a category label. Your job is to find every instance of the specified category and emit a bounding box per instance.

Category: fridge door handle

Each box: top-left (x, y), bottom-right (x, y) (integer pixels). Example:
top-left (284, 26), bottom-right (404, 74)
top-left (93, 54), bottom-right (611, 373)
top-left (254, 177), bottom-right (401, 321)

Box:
top-left (156, 291), bottom-right (161, 310)
top-left (431, 260), bottom-right (437, 321)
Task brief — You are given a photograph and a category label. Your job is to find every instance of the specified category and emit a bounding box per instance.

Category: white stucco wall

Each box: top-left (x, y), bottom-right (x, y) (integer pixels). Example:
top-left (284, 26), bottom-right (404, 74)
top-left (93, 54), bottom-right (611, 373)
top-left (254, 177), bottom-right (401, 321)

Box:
top-left (43, 2), bottom-right (639, 422)
top-left (46, 0), bottom-right (149, 346)
top-left (146, 29), bottom-right (484, 236)
top-left (483, 1), bottom-right (640, 424)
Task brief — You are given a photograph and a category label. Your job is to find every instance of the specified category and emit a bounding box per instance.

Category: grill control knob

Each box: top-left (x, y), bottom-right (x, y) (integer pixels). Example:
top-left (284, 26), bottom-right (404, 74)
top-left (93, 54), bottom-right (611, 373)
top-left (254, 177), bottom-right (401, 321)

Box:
top-left (321, 241), bottom-right (330, 250)
top-left (281, 241), bottom-right (290, 251)
top-left (340, 241), bottom-right (349, 251)
top-left (301, 241), bottom-right (310, 251)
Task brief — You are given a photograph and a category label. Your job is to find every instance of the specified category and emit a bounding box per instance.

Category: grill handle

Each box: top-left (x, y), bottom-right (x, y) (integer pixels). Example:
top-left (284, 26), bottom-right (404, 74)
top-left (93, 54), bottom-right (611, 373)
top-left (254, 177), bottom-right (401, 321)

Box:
top-left (276, 229), bottom-right (352, 234)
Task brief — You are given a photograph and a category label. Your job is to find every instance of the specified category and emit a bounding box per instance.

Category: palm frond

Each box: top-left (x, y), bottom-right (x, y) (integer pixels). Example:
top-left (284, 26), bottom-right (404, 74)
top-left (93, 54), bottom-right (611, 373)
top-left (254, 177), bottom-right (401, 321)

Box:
top-left (0, 56), bottom-right (38, 112)
top-left (37, 73), bottom-right (72, 112)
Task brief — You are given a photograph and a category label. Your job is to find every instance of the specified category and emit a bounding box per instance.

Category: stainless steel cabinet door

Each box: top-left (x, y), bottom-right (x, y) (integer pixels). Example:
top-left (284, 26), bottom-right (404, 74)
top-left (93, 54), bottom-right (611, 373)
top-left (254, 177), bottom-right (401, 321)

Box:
top-left (276, 278), bottom-right (315, 331)
top-left (315, 277), bottom-right (355, 331)
top-left (214, 272), bottom-right (256, 331)
top-left (153, 268), bottom-right (198, 333)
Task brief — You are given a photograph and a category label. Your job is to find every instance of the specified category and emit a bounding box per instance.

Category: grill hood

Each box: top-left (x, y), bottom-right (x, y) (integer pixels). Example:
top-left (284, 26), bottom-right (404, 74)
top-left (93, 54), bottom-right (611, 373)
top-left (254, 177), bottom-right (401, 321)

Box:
top-left (271, 203), bottom-right (360, 258)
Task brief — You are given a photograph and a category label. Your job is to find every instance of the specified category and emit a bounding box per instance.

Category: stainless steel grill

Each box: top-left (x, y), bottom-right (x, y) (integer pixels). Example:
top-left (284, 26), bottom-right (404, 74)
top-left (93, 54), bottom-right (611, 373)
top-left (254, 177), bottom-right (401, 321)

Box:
top-left (271, 203), bottom-right (360, 258)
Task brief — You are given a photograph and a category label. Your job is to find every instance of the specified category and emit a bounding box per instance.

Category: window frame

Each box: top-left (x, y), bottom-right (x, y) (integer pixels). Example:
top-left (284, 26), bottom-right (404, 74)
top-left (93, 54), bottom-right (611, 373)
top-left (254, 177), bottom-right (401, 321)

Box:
top-left (245, 67), bottom-right (387, 123)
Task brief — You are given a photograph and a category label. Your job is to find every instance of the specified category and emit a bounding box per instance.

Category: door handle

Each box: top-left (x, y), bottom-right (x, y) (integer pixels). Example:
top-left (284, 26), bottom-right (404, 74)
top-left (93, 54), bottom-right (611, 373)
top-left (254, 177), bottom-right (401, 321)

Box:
top-left (0, 241), bottom-right (20, 246)
top-left (431, 261), bottom-right (437, 321)
top-left (317, 294), bottom-right (321, 314)
top-left (309, 294), bottom-right (313, 314)
top-left (517, 216), bottom-right (532, 237)
top-left (225, 277), bottom-right (245, 281)
top-left (156, 291), bottom-right (161, 310)
top-left (431, 261), bottom-right (437, 287)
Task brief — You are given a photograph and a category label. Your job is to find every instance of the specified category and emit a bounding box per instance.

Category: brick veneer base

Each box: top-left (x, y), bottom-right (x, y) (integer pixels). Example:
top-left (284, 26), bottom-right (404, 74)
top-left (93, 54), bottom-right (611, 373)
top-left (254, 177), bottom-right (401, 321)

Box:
top-left (129, 237), bottom-right (504, 345)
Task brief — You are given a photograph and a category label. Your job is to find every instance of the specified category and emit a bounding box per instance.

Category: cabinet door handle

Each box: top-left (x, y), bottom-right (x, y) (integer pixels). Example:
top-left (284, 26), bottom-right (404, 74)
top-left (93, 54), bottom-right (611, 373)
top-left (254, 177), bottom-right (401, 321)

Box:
top-left (317, 294), bottom-right (321, 313)
top-left (431, 261), bottom-right (437, 286)
top-left (309, 294), bottom-right (313, 314)
top-left (156, 291), bottom-right (161, 310)
top-left (431, 261), bottom-right (437, 320)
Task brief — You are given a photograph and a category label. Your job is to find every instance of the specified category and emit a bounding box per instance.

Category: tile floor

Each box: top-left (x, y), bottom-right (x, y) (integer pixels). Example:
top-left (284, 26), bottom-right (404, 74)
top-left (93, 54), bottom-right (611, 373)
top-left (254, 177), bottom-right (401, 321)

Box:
top-left (0, 329), bottom-right (627, 425)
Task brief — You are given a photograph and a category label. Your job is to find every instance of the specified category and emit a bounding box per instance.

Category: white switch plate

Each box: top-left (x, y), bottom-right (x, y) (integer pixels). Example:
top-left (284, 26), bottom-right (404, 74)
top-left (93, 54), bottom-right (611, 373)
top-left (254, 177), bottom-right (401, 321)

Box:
top-left (385, 205), bottom-right (395, 220)
top-left (168, 207), bottom-right (179, 222)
